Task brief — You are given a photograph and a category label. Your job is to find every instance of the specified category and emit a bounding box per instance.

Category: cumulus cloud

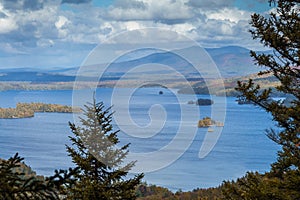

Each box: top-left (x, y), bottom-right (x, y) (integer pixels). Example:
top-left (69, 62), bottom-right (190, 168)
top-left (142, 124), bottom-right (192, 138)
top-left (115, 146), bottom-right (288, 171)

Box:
top-left (0, 17), bottom-right (17, 33)
top-left (0, 0), bottom-right (267, 69)
top-left (0, 3), bottom-right (18, 34)
top-left (205, 7), bottom-right (251, 23)
top-left (55, 16), bottom-right (69, 29)
top-left (0, 1), bottom-right (61, 50)
top-left (105, 0), bottom-right (193, 24)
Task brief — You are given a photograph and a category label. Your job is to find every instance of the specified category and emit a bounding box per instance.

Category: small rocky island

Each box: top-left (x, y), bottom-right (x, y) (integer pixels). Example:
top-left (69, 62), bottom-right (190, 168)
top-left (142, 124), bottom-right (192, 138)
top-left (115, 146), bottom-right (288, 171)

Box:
top-left (0, 102), bottom-right (81, 119)
top-left (236, 98), bottom-right (254, 105)
top-left (198, 117), bottom-right (224, 128)
top-left (188, 98), bottom-right (214, 106)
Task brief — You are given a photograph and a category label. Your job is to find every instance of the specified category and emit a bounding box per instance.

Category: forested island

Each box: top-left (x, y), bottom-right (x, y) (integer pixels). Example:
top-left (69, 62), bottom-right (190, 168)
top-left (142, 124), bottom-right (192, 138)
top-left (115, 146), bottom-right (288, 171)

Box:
top-left (198, 117), bottom-right (224, 128)
top-left (0, 102), bottom-right (81, 119)
top-left (177, 73), bottom-right (281, 97)
top-left (188, 98), bottom-right (214, 105)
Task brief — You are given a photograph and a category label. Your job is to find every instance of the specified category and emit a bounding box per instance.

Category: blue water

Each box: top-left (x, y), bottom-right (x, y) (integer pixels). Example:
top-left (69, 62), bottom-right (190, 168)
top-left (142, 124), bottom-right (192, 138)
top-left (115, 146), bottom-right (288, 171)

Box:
top-left (0, 89), bottom-right (279, 191)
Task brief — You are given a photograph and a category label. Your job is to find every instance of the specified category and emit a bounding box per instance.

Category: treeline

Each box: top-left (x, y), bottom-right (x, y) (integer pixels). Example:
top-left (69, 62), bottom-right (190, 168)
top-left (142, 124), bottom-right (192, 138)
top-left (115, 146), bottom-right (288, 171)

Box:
top-left (137, 170), bottom-right (300, 199)
top-left (136, 184), bottom-right (223, 200)
top-left (0, 102), bottom-right (81, 118)
top-left (0, 82), bottom-right (75, 91)
top-left (177, 73), bottom-right (282, 97)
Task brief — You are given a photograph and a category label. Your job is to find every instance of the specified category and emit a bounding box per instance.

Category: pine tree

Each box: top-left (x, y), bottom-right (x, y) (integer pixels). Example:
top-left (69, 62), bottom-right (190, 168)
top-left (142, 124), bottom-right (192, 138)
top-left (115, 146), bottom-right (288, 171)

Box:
top-left (223, 0), bottom-right (300, 199)
top-left (54, 99), bottom-right (143, 200)
top-left (0, 153), bottom-right (59, 200)
top-left (237, 0), bottom-right (300, 175)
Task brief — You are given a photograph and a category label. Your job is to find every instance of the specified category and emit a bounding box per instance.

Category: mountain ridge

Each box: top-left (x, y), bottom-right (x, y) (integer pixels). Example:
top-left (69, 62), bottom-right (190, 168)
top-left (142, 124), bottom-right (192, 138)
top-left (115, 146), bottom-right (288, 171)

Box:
top-left (0, 45), bottom-right (269, 82)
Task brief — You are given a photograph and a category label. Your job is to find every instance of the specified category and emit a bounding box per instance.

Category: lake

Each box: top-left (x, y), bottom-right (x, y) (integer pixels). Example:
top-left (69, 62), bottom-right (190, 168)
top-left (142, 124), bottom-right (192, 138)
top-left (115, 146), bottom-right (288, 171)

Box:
top-left (0, 88), bottom-right (279, 191)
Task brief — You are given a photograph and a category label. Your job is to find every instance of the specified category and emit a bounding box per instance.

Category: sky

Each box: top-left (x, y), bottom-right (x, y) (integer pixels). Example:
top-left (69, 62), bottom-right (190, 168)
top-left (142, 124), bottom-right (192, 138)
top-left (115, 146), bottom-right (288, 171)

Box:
top-left (0, 0), bottom-right (272, 69)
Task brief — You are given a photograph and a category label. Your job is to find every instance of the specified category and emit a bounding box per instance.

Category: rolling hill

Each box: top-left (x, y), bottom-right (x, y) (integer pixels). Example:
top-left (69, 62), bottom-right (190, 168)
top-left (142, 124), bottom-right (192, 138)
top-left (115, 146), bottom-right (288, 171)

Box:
top-left (0, 45), bottom-right (270, 83)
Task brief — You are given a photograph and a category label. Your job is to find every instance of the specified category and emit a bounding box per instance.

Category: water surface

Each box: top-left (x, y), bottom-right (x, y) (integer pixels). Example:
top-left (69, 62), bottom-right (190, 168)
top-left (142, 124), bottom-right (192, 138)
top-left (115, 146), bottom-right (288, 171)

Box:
top-left (0, 89), bottom-right (279, 191)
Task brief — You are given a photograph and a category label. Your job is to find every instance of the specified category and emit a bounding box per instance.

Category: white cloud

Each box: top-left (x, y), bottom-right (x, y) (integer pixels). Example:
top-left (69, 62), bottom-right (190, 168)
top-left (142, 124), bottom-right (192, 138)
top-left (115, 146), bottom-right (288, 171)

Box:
top-left (55, 16), bottom-right (69, 29)
top-left (106, 0), bottom-right (193, 23)
top-left (0, 3), bottom-right (18, 33)
top-left (0, 0), bottom-right (268, 69)
top-left (55, 15), bottom-right (71, 38)
top-left (205, 7), bottom-right (251, 23)
top-left (123, 21), bottom-right (144, 30)
top-left (0, 0), bottom-right (258, 48)
top-left (0, 17), bottom-right (17, 33)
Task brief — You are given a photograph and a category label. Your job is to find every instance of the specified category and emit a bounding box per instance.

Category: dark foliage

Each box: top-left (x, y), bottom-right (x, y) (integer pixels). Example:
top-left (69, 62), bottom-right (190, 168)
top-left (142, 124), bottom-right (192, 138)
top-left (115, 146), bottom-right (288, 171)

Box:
top-left (225, 0), bottom-right (300, 199)
top-left (136, 183), bottom-right (223, 200)
top-left (52, 99), bottom-right (144, 199)
top-left (0, 153), bottom-right (59, 200)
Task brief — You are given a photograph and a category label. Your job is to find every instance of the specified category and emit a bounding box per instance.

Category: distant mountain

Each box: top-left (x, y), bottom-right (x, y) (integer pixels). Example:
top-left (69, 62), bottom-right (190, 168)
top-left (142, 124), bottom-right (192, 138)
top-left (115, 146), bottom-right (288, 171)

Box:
top-left (113, 45), bottom-right (267, 78)
top-left (0, 71), bottom-right (76, 82)
top-left (61, 46), bottom-right (262, 78)
top-left (0, 70), bottom-right (117, 82)
top-left (0, 67), bottom-right (46, 73)
top-left (115, 48), bottom-right (164, 63)
top-left (172, 45), bottom-right (263, 77)
top-left (0, 45), bottom-right (270, 82)
top-left (104, 51), bottom-right (192, 74)
top-left (206, 46), bottom-right (260, 77)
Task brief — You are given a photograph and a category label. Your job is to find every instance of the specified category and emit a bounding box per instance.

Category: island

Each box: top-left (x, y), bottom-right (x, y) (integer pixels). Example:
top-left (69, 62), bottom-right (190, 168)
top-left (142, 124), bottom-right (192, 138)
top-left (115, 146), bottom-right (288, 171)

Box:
top-left (188, 98), bottom-right (214, 106)
top-left (236, 98), bottom-right (254, 105)
top-left (198, 117), bottom-right (224, 128)
top-left (0, 102), bottom-right (81, 119)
